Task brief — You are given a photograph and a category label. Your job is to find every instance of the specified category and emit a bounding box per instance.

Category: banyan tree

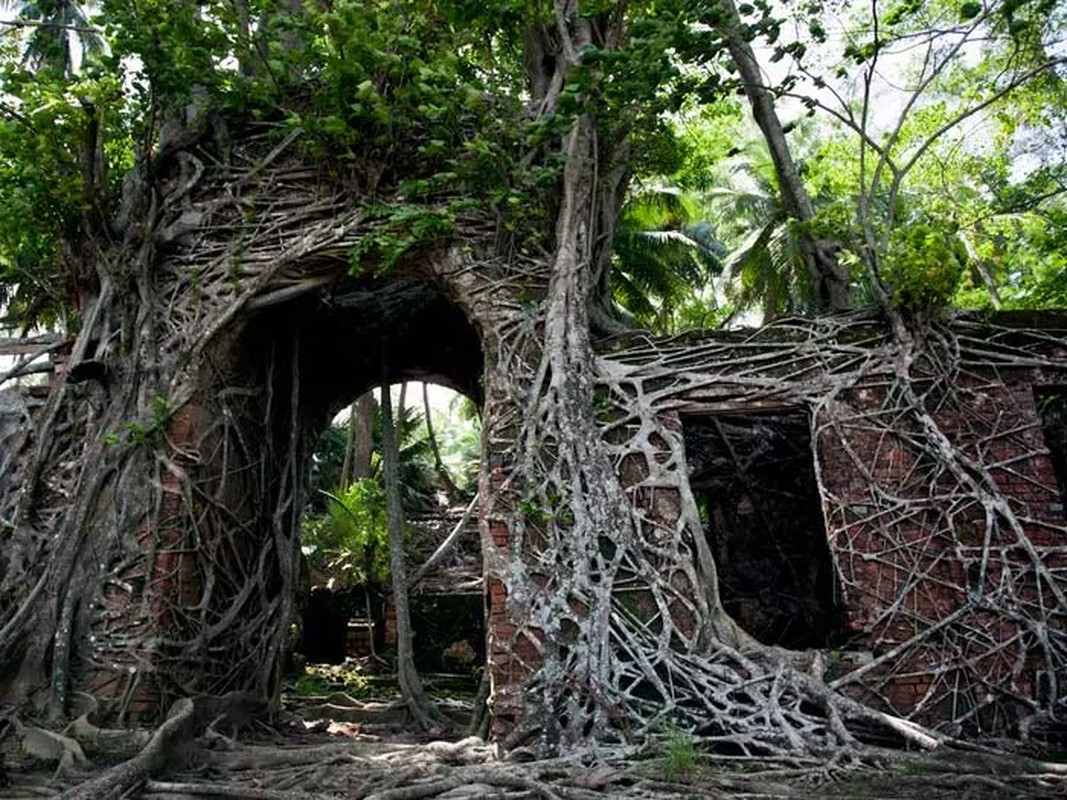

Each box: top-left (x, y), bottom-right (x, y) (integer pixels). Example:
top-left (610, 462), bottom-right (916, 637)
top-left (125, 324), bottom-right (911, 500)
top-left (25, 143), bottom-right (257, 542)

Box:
top-left (0, 0), bottom-right (1065, 762)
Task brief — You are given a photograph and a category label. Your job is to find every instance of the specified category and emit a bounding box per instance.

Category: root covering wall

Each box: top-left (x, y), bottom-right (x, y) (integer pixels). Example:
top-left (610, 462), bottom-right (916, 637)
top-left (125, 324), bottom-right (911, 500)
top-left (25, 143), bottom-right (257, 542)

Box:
top-left (571, 315), bottom-right (1067, 735)
top-left (0, 111), bottom-right (1064, 751)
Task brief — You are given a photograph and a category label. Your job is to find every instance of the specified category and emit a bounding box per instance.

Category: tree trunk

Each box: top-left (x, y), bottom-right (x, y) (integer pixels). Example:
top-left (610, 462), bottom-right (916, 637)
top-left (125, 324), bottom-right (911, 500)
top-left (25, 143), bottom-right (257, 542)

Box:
top-left (711, 0), bottom-right (851, 313)
top-left (422, 383), bottom-right (461, 503)
top-left (340, 392), bottom-right (375, 488)
top-left (379, 371), bottom-right (439, 730)
top-left (363, 585), bottom-right (378, 659)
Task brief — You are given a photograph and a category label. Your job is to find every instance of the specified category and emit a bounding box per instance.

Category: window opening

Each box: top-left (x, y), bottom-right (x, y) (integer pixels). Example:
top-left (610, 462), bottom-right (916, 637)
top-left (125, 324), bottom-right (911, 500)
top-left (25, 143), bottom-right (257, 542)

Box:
top-left (683, 410), bottom-right (849, 648)
top-left (1035, 387), bottom-right (1067, 509)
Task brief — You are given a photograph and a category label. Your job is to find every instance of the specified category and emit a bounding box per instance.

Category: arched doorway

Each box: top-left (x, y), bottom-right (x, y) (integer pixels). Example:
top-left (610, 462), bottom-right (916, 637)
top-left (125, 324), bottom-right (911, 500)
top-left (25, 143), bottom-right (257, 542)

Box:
top-left (78, 271), bottom-right (488, 722)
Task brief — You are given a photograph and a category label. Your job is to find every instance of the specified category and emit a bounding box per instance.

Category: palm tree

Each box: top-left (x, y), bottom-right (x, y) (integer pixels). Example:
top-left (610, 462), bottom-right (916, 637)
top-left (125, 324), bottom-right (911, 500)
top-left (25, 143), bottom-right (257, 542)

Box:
top-left (312, 480), bottom-right (389, 656)
top-left (709, 0), bottom-right (851, 312)
top-left (2, 0), bottom-right (102, 75)
top-left (612, 186), bottom-right (726, 332)
top-left (707, 147), bottom-right (821, 323)
top-left (305, 387), bottom-right (437, 515)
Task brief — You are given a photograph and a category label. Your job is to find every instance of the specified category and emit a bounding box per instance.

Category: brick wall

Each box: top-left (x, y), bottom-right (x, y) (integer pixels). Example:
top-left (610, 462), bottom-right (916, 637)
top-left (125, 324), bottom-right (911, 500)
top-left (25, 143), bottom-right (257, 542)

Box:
top-left (816, 375), bottom-right (1066, 727)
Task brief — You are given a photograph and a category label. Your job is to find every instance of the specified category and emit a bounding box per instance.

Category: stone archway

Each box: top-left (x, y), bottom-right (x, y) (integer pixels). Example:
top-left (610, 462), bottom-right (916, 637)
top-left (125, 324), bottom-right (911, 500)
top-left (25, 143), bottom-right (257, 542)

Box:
top-left (72, 269), bottom-right (490, 720)
top-left (0, 116), bottom-right (520, 721)
top-left (239, 274), bottom-right (485, 423)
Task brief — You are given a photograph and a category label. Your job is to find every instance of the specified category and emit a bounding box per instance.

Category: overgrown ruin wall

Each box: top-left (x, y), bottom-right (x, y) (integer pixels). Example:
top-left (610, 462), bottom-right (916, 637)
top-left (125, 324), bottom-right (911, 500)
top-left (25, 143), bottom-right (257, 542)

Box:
top-left (74, 309), bottom-right (1065, 736)
top-left (818, 371), bottom-right (1067, 728)
top-left (484, 314), bottom-right (1067, 737)
top-left (1, 114), bottom-right (1063, 746)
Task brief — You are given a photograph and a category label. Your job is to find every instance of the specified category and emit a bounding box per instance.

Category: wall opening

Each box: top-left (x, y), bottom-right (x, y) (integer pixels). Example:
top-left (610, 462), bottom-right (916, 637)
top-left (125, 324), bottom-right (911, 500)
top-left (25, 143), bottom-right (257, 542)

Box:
top-left (230, 273), bottom-right (487, 701)
top-left (296, 382), bottom-right (484, 678)
top-left (1036, 387), bottom-right (1067, 508)
top-left (683, 410), bottom-right (849, 649)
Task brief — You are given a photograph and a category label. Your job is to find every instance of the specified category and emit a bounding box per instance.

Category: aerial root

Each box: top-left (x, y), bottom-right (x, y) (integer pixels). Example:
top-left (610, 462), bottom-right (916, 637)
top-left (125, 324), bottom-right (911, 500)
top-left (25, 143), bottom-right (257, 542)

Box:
top-left (56, 697), bottom-right (197, 800)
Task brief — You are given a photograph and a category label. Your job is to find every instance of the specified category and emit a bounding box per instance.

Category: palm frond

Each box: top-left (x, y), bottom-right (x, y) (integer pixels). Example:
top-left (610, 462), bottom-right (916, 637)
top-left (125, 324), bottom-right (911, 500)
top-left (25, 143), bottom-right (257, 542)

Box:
top-left (705, 189), bottom-right (780, 235)
top-left (612, 270), bottom-right (659, 323)
top-left (723, 219), bottom-right (784, 318)
top-left (612, 184), bottom-right (728, 331)
top-left (8, 1), bottom-right (102, 74)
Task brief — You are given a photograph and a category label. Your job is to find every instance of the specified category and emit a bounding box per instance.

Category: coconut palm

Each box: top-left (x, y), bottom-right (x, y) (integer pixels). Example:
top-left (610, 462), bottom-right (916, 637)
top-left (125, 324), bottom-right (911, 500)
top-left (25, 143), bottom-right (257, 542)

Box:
top-left (612, 186), bottom-right (726, 332)
top-left (707, 147), bottom-right (820, 323)
top-left (304, 480), bottom-right (388, 588)
top-left (306, 388), bottom-right (436, 515)
top-left (2, 0), bottom-right (103, 75)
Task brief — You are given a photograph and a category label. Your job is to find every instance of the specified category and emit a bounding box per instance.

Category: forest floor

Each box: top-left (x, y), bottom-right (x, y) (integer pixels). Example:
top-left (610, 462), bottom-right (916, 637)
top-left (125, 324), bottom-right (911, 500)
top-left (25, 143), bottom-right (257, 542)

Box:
top-left (3, 664), bottom-right (1066, 799)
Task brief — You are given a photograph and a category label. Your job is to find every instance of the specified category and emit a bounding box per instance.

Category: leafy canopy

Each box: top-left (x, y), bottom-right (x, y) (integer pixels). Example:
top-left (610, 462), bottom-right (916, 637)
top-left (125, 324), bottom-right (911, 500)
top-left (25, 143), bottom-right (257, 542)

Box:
top-left (0, 0), bottom-right (1065, 335)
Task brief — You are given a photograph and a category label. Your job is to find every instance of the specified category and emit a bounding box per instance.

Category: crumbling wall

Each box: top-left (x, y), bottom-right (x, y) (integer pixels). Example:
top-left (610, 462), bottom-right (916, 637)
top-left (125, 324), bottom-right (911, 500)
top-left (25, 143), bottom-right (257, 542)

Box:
top-left (818, 373), bottom-right (1066, 729)
top-left (482, 312), bottom-right (1067, 737)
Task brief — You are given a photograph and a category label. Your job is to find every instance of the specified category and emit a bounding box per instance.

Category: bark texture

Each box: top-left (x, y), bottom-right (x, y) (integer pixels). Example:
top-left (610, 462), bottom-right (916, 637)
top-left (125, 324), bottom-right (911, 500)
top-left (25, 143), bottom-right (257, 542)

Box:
top-left (380, 374), bottom-right (440, 729)
top-left (341, 392), bottom-right (376, 487)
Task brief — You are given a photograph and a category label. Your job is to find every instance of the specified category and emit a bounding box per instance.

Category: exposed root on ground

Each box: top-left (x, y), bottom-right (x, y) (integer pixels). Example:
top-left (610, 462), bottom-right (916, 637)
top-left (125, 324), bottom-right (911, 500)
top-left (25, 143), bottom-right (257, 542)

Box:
top-left (3, 704), bottom-right (1065, 800)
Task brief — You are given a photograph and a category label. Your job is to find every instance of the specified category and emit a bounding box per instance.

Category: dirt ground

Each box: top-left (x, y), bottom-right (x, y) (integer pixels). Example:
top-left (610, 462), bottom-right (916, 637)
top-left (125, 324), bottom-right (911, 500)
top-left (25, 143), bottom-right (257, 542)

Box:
top-left (2, 677), bottom-right (1066, 799)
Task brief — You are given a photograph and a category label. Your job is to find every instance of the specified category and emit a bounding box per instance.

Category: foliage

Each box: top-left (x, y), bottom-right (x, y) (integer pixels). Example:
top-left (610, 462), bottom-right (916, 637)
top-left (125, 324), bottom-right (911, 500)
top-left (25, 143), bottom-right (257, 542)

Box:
top-left (287, 671), bottom-right (333, 697)
top-left (995, 204), bottom-right (1067, 307)
top-left (301, 479), bottom-right (389, 589)
top-left (101, 394), bottom-right (171, 448)
top-left (349, 204), bottom-right (457, 273)
top-left (306, 394), bottom-right (437, 514)
top-left (292, 662), bottom-right (385, 698)
top-left (790, 0), bottom-right (1066, 316)
top-left (281, 0), bottom-right (545, 260)
top-left (0, 0), bottom-right (1064, 336)
top-left (0, 0), bottom-right (734, 330)
top-left (657, 0), bottom-right (1067, 323)
top-left (1, 1), bottom-right (103, 76)
top-left (305, 424), bottom-right (348, 510)
top-left (434, 392), bottom-right (481, 494)
top-left (0, 0), bottom-right (143, 330)
top-left (301, 386), bottom-right (470, 587)
top-left (707, 146), bottom-right (819, 321)
top-left (0, 55), bottom-right (133, 328)
top-left (883, 219), bottom-right (969, 315)
top-left (666, 119), bottom-right (838, 323)
top-left (373, 397), bottom-right (437, 512)
top-left (655, 725), bottom-right (700, 781)
top-left (612, 185), bottom-right (726, 332)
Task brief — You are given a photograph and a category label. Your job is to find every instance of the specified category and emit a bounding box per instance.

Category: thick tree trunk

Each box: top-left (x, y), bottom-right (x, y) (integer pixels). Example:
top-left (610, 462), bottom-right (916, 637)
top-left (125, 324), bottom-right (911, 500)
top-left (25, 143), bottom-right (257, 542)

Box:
top-left (341, 392), bottom-right (375, 488)
top-left (500, 2), bottom-right (744, 750)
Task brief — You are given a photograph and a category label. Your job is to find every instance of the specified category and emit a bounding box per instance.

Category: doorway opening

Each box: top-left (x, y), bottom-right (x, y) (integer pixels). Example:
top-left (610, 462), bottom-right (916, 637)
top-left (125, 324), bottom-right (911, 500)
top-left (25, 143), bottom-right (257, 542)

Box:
top-left (1035, 387), bottom-right (1067, 509)
top-left (231, 273), bottom-right (487, 715)
top-left (297, 382), bottom-right (485, 685)
top-left (683, 410), bottom-right (849, 648)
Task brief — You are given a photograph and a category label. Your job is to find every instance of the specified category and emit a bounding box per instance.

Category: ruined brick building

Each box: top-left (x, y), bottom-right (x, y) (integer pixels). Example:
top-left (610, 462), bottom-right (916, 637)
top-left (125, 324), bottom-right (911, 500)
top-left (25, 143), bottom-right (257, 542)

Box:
top-left (482, 310), bottom-right (1067, 736)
